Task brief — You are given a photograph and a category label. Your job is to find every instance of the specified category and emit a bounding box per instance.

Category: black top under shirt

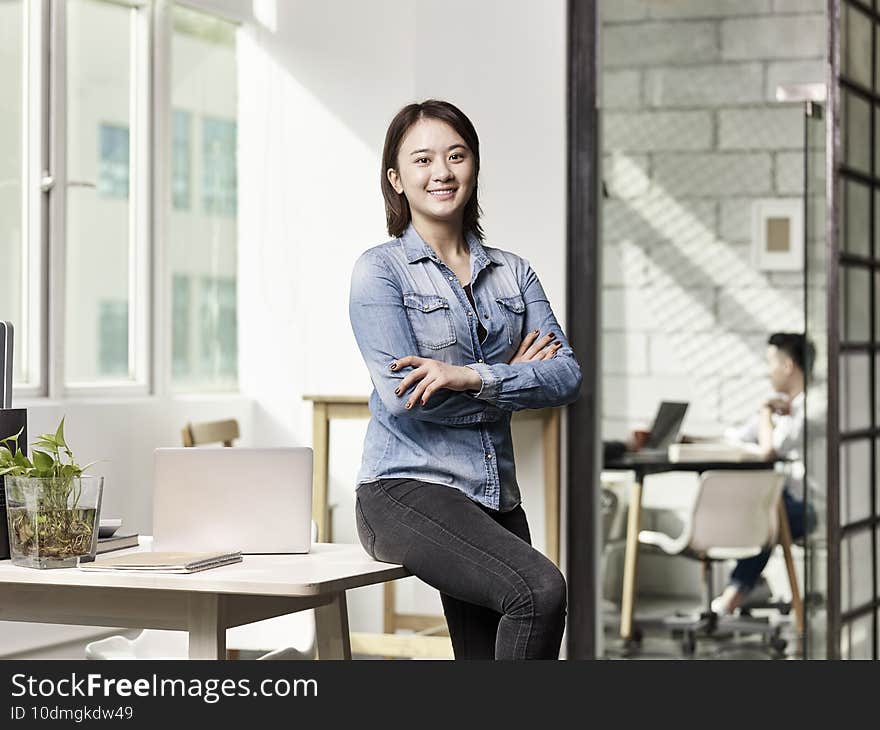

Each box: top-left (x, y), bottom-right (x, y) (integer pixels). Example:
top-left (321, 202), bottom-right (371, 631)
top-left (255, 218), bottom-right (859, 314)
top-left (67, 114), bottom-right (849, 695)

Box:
top-left (462, 282), bottom-right (488, 344)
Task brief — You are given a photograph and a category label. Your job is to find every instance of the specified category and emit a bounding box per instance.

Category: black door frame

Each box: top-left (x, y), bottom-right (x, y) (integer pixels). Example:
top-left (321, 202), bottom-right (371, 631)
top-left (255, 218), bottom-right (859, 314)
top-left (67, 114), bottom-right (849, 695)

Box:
top-left (566, 0), bottom-right (601, 659)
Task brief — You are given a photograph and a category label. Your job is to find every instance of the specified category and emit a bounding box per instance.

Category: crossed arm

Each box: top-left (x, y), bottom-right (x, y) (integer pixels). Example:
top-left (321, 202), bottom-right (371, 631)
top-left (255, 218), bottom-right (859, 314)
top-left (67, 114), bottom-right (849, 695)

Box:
top-left (349, 252), bottom-right (581, 424)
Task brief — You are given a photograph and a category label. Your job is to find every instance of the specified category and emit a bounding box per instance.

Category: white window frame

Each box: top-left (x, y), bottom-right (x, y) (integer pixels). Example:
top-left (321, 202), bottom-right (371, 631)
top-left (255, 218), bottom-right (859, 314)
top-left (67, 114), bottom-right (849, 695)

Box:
top-left (13, 0), bottom-right (240, 402)
top-left (50, 0), bottom-right (152, 398)
top-left (10, 0), bottom-right (48, 400)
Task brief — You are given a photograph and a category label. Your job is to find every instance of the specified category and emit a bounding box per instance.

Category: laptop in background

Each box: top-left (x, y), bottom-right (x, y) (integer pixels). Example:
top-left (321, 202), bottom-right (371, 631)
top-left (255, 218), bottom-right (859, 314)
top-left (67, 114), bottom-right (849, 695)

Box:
top-left (152, 447), bottom-right (313, 554)
top-left (630, 401), bottom-right (689, 460)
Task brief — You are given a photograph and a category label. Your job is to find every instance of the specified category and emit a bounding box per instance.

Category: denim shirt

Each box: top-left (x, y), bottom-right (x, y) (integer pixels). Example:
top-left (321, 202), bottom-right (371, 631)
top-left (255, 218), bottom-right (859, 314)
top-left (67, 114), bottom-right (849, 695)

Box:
top-left (349, 223), bottom-right (583, 511)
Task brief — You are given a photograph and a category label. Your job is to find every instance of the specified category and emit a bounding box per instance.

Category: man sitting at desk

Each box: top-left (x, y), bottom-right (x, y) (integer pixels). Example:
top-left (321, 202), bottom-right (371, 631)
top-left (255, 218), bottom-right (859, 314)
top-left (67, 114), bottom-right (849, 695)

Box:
top-left (710, 332), bottom-right (816, 615)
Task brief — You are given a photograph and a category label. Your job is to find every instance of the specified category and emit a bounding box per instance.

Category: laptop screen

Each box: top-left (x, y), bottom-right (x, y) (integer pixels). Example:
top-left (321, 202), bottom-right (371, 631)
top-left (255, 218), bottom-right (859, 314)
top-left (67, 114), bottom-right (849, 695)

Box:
top-left (645, 401), bottom-right (689, 449)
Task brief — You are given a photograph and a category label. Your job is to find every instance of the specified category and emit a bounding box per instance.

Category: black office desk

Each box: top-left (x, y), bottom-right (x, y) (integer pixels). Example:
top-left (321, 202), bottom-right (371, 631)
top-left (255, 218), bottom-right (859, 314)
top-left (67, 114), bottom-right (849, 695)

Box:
top-left (603, 455), bottom-right (802, 643)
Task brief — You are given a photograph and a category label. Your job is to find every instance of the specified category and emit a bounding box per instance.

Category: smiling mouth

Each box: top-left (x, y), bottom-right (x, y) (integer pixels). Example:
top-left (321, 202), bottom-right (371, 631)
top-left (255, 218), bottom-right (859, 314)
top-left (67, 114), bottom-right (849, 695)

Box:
top-left (428, 189), bottom-right (457, 197)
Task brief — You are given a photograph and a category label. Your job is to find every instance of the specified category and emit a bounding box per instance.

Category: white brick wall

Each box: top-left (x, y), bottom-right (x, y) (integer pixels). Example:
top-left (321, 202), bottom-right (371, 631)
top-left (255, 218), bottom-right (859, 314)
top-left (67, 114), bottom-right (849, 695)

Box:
top-left (603, 21), bottom-right (718, 67)
top-left (645, 63), bottom-right (765, 107)
top-left (764, 59), bottom-right (826, 100)
top-left (775, 151), bottom-right (803, 194)
top-left (605, 111), bottom-right (713, 151)
top-left (718, 107), bottom-right (804, 150)
top-left (653, 152), bottom-right (772, 196)
top-left (601, 2), bottom-right (823, 439)
top-left (602, 69), bottom-right (642, 109)
top-left (721, 16), bottom-right (825, 60)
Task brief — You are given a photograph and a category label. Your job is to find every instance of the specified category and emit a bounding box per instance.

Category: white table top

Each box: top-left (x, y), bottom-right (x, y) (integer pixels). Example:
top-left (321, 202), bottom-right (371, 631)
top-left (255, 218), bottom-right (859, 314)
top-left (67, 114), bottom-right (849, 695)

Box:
top-left (0, 538), bottom-right (408, 598)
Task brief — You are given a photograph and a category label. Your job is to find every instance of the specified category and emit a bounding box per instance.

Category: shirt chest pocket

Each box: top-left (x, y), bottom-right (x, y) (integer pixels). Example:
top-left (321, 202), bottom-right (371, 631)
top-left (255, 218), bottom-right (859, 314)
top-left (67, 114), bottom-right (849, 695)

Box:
top-left (496, 294), bottom-right (526, 346)
top-left (403, 293), bottom-right (457, 350)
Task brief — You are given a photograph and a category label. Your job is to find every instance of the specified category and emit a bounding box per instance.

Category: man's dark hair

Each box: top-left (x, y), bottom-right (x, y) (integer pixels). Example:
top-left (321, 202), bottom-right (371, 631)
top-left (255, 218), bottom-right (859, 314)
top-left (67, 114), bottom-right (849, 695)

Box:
top-left (768, 332), bottom-right (815, 377)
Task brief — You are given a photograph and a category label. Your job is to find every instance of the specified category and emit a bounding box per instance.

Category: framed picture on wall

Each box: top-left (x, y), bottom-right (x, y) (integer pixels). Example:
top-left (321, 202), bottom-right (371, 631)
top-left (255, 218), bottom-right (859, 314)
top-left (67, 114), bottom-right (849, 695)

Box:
top-left (751, 198), bottom-right (804, 271)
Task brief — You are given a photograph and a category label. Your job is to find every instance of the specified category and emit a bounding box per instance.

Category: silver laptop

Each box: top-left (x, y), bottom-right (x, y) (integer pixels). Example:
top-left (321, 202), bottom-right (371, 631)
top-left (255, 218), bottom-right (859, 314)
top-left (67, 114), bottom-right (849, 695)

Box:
top-left (152, 447), bottom-right (313, 554)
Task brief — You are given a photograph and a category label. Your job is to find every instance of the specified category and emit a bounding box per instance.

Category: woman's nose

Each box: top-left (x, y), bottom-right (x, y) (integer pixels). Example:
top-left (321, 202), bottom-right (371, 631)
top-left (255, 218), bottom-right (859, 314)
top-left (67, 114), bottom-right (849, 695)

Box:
top-left (432, 161), bottom-right (453, 180)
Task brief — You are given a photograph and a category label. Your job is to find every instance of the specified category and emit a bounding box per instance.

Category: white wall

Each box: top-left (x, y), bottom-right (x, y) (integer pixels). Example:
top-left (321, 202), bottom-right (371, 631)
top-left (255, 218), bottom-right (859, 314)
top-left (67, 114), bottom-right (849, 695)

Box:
top-left (237, 0), bottom-right (568, 633)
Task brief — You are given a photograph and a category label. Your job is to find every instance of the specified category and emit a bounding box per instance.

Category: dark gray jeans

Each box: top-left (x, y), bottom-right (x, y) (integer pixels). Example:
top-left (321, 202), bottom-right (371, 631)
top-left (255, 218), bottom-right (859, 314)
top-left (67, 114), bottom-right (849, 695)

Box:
top-left (355, 478), bottom-right (567, 660)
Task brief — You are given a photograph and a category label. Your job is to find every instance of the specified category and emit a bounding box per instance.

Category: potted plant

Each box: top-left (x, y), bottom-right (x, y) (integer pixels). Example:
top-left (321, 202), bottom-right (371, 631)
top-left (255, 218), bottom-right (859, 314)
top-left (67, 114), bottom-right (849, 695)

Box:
top-left (0, 418), bottom-right (104, 569)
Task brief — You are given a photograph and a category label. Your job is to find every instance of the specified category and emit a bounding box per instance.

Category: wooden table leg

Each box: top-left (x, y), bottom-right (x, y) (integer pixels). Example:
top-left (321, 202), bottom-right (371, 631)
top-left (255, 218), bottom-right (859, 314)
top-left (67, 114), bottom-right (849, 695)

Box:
top-left (620, 479), bottom-right (644, 641)
top-left (777, 499), bottom-right (805, 636)
top-left (543, 409), bottom-right (561, 566)
top-left (311, 402), bottom-right (330, 542)
top-left (188, 594), bottom-right (226, 659)
top-left (315, 591), bottom-right (352, 660)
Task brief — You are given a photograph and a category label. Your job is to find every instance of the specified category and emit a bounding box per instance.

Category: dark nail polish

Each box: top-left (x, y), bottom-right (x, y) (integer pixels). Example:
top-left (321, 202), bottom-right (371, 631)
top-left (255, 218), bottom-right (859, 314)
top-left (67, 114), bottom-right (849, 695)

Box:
top-left (390, 363), bottom-right (398, 371)
top-left (548, 332), bottom-right (556, 339)
top-left (394, 388), bottom-right (400, 395)
top-left (405, 401), bottom-right (412, 409)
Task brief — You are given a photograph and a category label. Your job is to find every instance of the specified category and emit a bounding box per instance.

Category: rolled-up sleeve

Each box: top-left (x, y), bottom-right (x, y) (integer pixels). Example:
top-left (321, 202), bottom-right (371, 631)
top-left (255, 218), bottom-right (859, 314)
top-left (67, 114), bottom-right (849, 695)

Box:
top-left (465, 262), bottom-right (583, 411)
top-left (349, 251), bottom-right (504, 425)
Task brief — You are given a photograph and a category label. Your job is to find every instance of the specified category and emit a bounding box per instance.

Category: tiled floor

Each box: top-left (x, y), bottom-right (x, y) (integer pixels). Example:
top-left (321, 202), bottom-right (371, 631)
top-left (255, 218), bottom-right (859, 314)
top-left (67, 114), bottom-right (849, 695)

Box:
top-left (601, 596), bottom-right (800, 660)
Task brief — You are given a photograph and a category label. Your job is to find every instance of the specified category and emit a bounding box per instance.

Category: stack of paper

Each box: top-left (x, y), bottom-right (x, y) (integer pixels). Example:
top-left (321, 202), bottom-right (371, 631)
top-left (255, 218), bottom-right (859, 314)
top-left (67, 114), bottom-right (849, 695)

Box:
top-left (668, 442), bottom-right (764, 463)
top-left (79, 551), bottom-right (242, 574)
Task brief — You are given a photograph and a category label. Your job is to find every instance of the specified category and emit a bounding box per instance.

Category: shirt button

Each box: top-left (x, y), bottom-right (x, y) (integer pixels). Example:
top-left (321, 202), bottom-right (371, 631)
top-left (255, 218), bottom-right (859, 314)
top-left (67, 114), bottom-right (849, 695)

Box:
top-left (478, 359), bottom-right (483, 363)
top-left (486, 454), bottom-right (493, 460)
top-left (448, 275), bottom-right (454, 281)
top-left (467, 311), bottom-right (473, 317)
top-left (483, 314), bottom-right (489, 319)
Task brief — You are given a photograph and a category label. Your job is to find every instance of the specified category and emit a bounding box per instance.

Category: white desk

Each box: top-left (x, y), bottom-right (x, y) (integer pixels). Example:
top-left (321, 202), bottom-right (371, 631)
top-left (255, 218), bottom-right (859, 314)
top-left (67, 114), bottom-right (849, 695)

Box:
top-left (0, 539), bottom-right (408, 659)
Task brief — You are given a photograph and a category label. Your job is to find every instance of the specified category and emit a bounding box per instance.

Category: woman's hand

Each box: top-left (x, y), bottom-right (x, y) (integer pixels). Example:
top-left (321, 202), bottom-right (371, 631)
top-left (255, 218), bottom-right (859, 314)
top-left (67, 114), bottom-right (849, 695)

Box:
top-left (508, 330), bottom-right (562, 364)
top-left (390, 357), bottom-right (483, 408)
top-left (390, 330), bottom-right (561, 408)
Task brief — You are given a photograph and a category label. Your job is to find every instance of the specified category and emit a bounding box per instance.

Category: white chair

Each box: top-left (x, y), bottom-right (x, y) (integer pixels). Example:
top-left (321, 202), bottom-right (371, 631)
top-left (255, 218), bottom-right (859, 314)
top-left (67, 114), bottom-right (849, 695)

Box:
top-left (86, 522), bottom-right (319, 660)
top-left (636, 469), bottom-right (788, 657)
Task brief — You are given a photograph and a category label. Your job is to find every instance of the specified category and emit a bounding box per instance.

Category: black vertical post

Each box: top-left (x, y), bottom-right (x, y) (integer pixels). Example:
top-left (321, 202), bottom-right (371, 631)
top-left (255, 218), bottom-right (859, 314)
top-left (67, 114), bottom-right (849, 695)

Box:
top-left (566, 0), bottom-right (601, 659)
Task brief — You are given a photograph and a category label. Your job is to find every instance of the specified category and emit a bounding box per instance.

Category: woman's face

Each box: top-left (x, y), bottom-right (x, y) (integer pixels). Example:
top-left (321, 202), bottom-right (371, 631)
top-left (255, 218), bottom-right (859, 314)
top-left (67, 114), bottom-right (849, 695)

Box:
top-left (387, 117), bottom-right (475, 230)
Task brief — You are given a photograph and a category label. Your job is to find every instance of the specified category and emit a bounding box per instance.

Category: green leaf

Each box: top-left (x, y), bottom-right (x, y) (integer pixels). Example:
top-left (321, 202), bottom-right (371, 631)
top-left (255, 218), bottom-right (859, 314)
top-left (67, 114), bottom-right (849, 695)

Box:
top-left (0, 466), bottom-right (20, 476)
top-left (32, 450), bottom-right (54, 472)
top-left (55, 417), bottom-right (67, 449)
top-left (0, 446), bottom-right (12, 462)
top-left (12, 450), bottom-right (32, 470)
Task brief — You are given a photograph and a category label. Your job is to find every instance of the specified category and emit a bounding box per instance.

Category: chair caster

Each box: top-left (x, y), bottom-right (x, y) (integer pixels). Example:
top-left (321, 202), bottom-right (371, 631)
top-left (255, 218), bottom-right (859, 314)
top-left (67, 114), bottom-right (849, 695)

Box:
top-left (769, 636), bottom-right (787, 656)
top-left (681, 632), bottom-right (696, 657)
top-left (621, 627), bottom-right (643, 656)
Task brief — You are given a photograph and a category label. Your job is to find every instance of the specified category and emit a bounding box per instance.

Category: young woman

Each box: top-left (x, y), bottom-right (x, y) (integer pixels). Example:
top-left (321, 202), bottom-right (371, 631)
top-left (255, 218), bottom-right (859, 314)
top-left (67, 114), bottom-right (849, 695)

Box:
top-left (349, 100), bottom-right (582, 660)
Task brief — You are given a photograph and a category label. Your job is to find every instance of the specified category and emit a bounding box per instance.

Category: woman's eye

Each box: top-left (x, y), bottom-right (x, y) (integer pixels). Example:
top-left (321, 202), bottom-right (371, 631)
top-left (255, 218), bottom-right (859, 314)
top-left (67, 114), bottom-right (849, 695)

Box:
top-left (450, 153), bottom-right (463, 161)
top-left (415, 157), bottom-right (430, 164)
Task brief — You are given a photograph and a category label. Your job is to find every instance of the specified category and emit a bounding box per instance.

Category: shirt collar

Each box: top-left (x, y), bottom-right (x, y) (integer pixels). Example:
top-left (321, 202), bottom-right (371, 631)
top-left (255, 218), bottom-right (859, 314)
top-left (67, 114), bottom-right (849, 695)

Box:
top-left (400, 222), bottom-right (504, 267)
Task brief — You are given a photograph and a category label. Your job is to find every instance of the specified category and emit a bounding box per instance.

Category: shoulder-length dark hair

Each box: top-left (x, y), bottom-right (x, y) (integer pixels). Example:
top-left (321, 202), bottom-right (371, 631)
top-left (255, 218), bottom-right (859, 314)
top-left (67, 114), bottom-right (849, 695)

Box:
top-left (381, 99), bottom-right (484, 241)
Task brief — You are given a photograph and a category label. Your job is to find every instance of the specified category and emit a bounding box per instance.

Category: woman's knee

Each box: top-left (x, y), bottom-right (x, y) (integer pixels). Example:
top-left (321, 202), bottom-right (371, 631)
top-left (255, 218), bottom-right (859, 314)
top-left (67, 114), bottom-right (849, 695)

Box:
top-left (507, 563), bottom-right (567, 619)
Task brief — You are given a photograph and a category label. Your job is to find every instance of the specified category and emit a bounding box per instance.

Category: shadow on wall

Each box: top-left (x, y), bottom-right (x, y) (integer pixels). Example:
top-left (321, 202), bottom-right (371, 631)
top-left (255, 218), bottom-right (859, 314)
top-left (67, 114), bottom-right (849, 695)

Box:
top-left (603, 153), bottom-right (806, 430)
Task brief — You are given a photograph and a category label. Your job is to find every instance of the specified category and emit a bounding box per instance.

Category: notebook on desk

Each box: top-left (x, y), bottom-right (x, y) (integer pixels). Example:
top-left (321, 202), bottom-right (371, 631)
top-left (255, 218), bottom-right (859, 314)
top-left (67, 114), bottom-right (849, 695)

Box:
top-left (80, 550), bottom-right (242, 574)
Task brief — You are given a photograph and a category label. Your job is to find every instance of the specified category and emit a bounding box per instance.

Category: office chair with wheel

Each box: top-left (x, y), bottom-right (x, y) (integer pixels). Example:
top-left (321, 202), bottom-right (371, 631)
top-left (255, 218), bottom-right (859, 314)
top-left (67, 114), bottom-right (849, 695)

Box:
top-left (636, 469), bottom-right (789, 657)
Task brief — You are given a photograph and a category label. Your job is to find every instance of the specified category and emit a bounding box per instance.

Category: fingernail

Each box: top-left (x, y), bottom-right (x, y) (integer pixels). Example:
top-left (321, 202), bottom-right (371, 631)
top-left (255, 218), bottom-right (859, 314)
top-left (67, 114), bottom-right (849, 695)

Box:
top-left (420, 399), bottom-right (426, 406)
top-left (405, 401), bottom-right (412, 409)
top-left (548, 332), bottom-right (556, 339)
top-left (533, 329), bottom-right (539, 334)
top-left (390, 363), bottom-right (398, 371)
top-left (394, 388), bottom-right (400, 395)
